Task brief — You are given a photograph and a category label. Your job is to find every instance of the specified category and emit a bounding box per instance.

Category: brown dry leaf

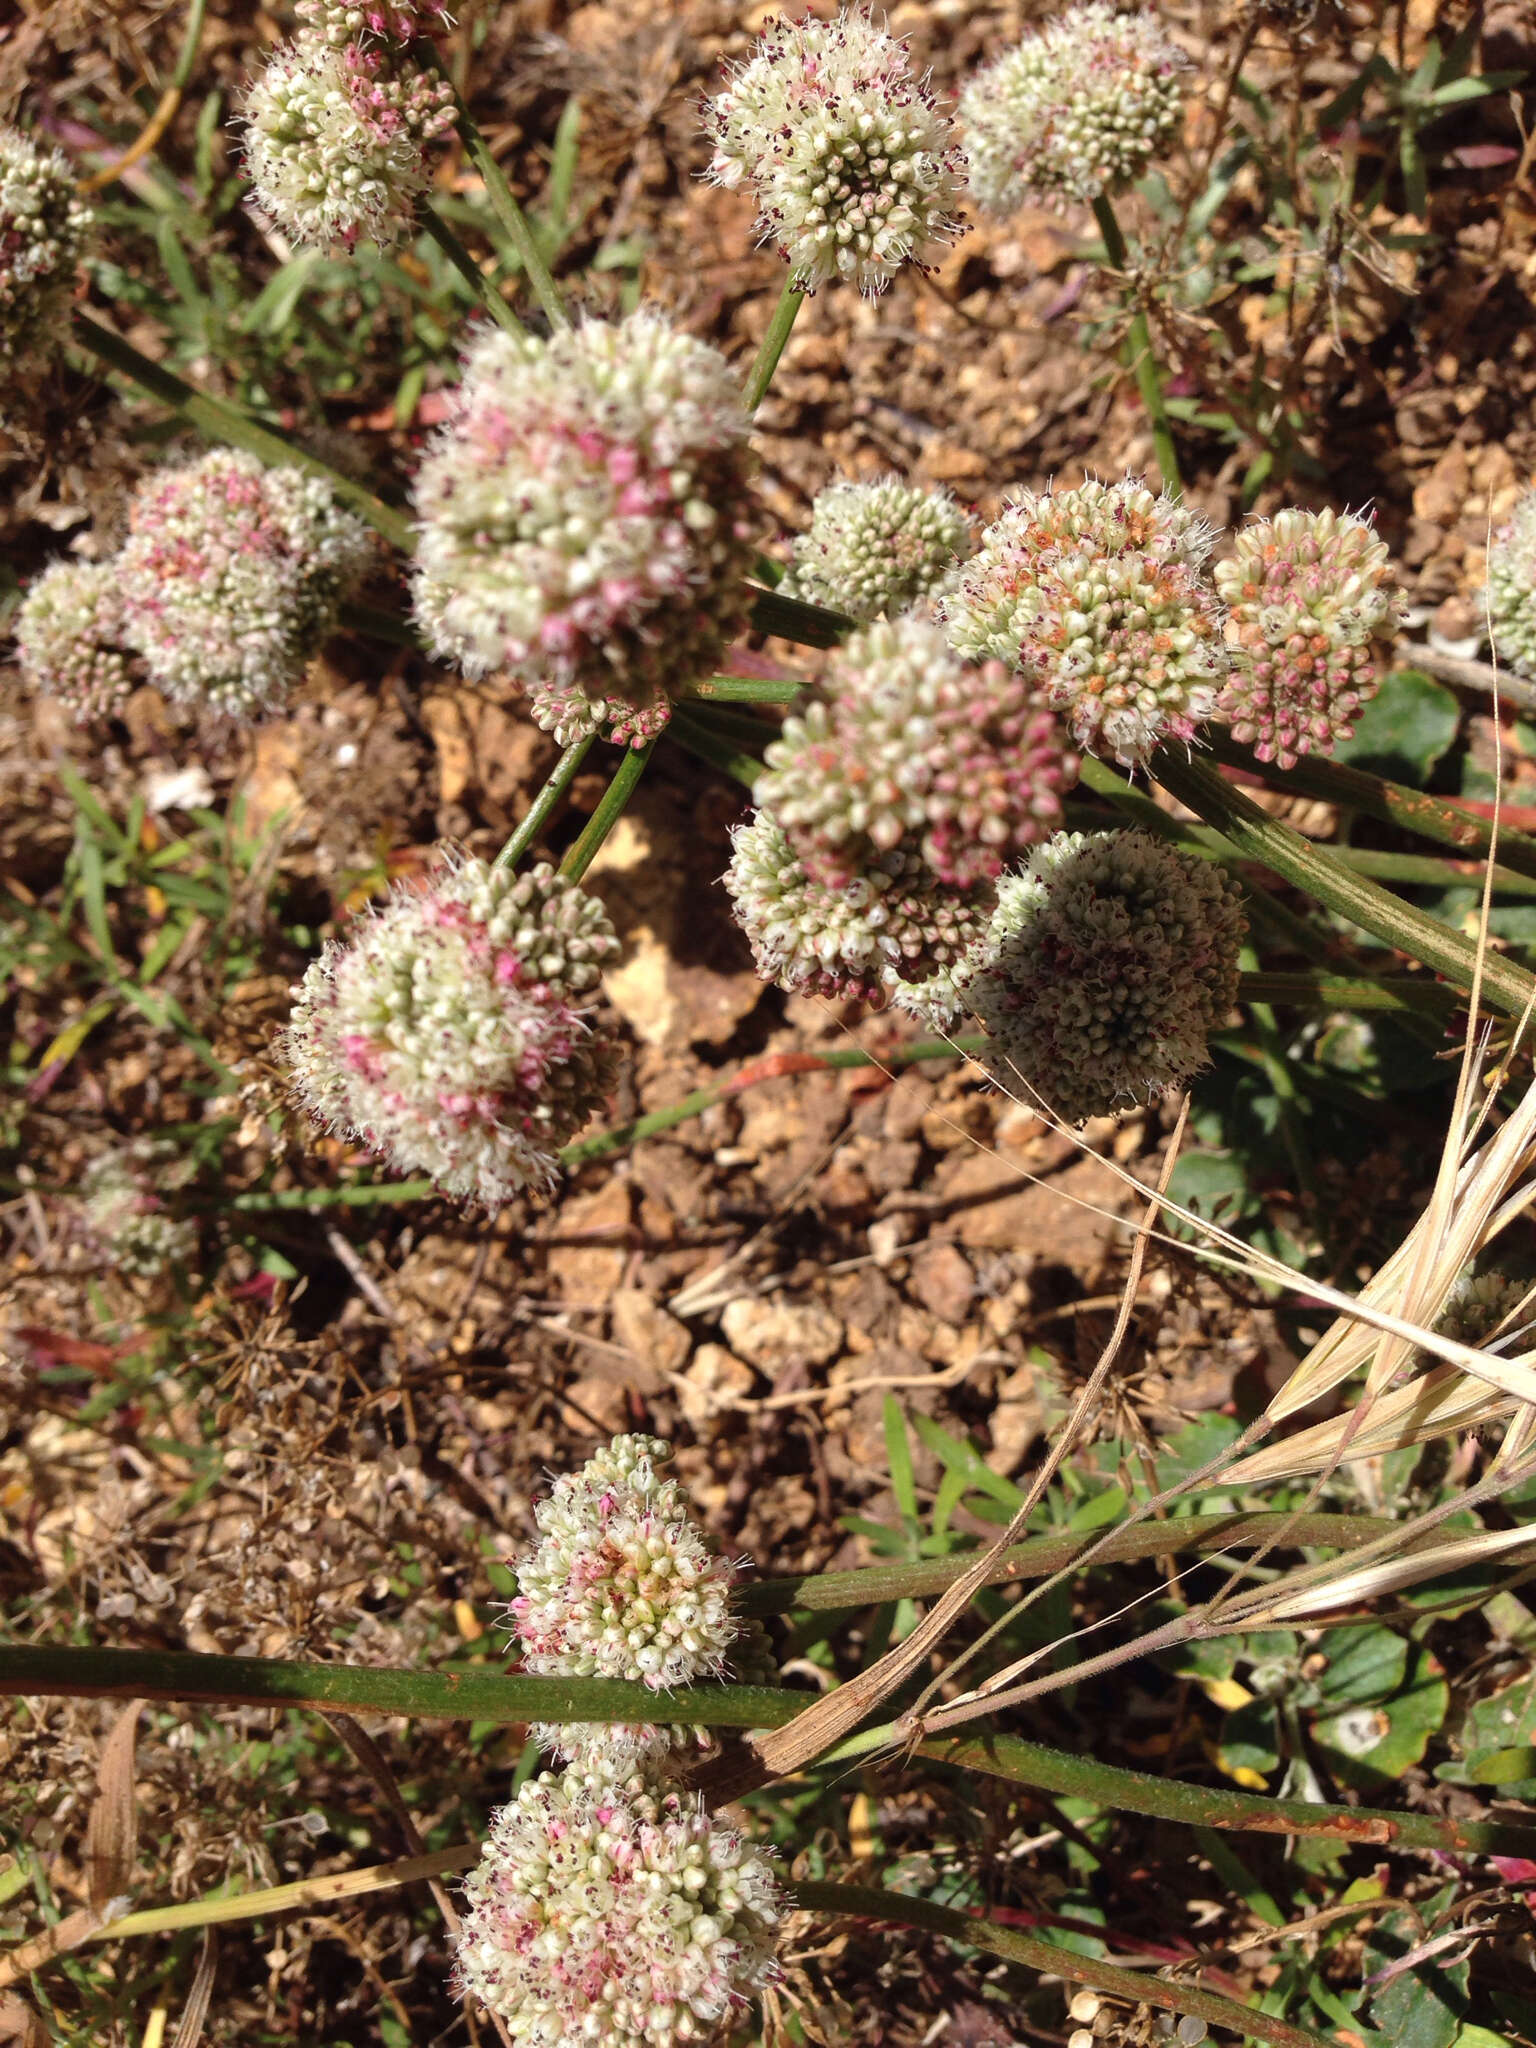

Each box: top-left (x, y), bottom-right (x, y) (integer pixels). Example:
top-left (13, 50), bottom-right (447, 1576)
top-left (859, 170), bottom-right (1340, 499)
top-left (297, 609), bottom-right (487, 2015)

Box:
top-left (170, 1928), bottom-right (219, 2048)
top-left (0, 1994), bottom-right (49, 2048)
top-left (85, 1698), bottom-right (144, 1909)
top-left (0, 1908), bottom-right (108, 1992)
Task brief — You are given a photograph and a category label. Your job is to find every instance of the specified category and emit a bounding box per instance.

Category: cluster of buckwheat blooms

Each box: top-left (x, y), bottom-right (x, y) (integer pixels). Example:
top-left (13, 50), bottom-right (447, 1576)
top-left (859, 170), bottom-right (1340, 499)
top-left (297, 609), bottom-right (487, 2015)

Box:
top-left (758, 616), bottom-right (1077, 891)
top-left (243, 32), bottom-right (455, 249)
top-left (1438, 1271), bottom-right (1531, 1349)
top-left (412, 313), bottom-right (757, 746)
top-left (113, 448), bottom-right (375, 719)
top-left (1487, 486), bottom-right (1536, 679)
top-left (507, 1433), bottom-right (763, 1771)
top-left (959, 2), bottom-right (1187, 215)
top-left (941, 478), bottom-right (1225, 768)
top-left (285, 857), bottom-right (620, 1206)
top-left (0, 125), bottom-right (94, 395)
top-left (454, 1763), bottom-right (783, 2045)
top-left (14, 560), bottom-right (137, 722)
top-left (293, 0), bottom-right (449, 44)
top-left (451, 1439), bottom-right (784, 2033)
top-left (726, 809), bottom-right (989, 1008)
top-left (1214, 508), bottom-right (1403, 768)
top-left (703, 9), bottom-right (966, 296)
top-left (80, 1143), bottom-right (199, 1279)
top-left (781, 477), bottom-right (972, 620)
top-left (962, 832), bottom-right (1247, 1123)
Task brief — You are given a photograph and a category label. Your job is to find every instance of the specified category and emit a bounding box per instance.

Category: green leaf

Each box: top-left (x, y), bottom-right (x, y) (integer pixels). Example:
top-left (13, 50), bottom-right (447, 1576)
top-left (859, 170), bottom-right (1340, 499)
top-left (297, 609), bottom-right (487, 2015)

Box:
top-left (1315, 1623), bottom-right (1408, 1706)
top-left (1367, 1893), bottom-right (1470, 2048)
top-left (883, 1396), bottom-right (919, 1525)
top-left (908, 1412), bottom-right (1025, 1514)
top-left (1218, 1698), bottom-right (1281, 1782)
top-left (1331, 669), bottom-right (1460, 785)
top-left (1313, 1644), bottom-right (1448, 1791)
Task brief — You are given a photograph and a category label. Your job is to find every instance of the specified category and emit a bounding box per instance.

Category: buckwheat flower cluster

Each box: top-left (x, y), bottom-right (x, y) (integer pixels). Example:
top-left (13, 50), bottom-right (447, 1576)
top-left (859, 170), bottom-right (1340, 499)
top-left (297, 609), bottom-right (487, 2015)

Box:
top-left (0, 126), bottom-right (93, 388)
top-left (509, 1434), bottom-right (747, 1772)
top-left (1439, 1271), bottom-right (1530, 1348)
top-left (294, 0), bottom-right (449, 45)
top-left (959, 2), bottom-right (1187, 216)
top-left (81, 1144), bottom-right (198, 1278)
top-left (1214, 508), bottom-right (1402, 768)
top-left (243, 32), bottom-right (454, 249)
top-left (703, 8), bottom-right (966, 296)
top-left (725, 808), bottom-right (989, 1006)
top-left (964, 831), bottom-right (1246, 1122)
top-left (412, 313), bottom-right (756, 747)
top-left (759, 615), bottom-right (1077, 891)
top-left (454, 1767), bottom-right (782, 2045)
top-left (14, 560), bottom-right (137, 722)
top-left (116, 449), bottom-right (375, 720)
top-left (1488, 487), bottom-right (1536, 680)
top-left (941, 477), bottom-right (1226, 767)
top-left (782, 477), bottom-right (971, 621)
top-left (284, 857), bottom-right (619, 1206)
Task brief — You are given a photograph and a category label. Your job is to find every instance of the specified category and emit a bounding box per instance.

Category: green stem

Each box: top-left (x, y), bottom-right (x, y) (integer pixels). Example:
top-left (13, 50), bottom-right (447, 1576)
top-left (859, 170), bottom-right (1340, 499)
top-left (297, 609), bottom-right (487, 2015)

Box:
top-left (742, 279), bottom-right (806, 413)
top-left (1154, 748), bottom-right (1536, 1021)
top-left (748, 586), bottom-right (853, 649)
top-left (216, 1181), bottom-right (438, 1213)
top-left (796, 1882), bottom-right (1330, 2048)
top-left (1237, 972), bottom-right (1457, 1015)
top-left (559, 1034), bottom-right (985, 1170)
top-left (914, 1729), bottom-right (1536, 1861)
top-left (558, 738), bottom-right (657, 883)
top-left (0, 1644), bottom-right (798, 1727)
top-left (418, 199), bottom-right (525, 336)
top-left (494, 736), bottom-right (594, 870)
top-left (72, 314), bottom-right (414, 553)
top-left (1091, 192), bottom-right (1182, 496)
top-left (426, 59), bottom-right (568, 329)
top-left (1204, 728), bottom-right (1536, 888)
top-left (687, 675), bottom-right (803, 705)
top-left (666, 706), bottom-right (764, 789)
top-left (337, 600), bottom-right (423, 649)
top-left (739, 1510), bottom-right (1400, 1615)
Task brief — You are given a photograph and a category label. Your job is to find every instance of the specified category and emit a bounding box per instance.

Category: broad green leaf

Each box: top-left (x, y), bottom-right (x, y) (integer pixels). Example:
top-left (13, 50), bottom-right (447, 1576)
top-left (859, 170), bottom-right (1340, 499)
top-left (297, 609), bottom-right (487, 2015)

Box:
top-left (1331, 669), bottom-right (1460, 786)
top-left (1315, 1623), bottom-right (1408, 1706)
top-left (1313, 1645), bottom-right (1448, 1791)
top-left (1217, 1697), bottom-right (1281, 1784)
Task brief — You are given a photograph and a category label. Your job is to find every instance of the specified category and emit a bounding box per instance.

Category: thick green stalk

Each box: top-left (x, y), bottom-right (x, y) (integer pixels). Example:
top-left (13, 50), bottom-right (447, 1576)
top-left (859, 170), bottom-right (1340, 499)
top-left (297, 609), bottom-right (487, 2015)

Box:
top-left (1155, 748), bottom-right (1536, 1020)
top-left (748, 586), bottom-right (853, 649)
top-left (558, 1035), bottom-right (985, 1169)
top-left (1205, 728), bottom-right (1536, 888)
top-left (494, 736), bottom-right (594, 870)
top-left (687, 675), bottom-right (803, 705)
top-left (558, 739), bottom-right (657, 883)
top-left (72, 314), bottom-right (414, 552)
top-left (337, 600), bottom-right (423, 650)
top-left (0, 1644), bottom-right (800, 1727)
top-left (742, 279), bottom-right (806, 413)
top-left (914, 1730), bottom-right (1536, 1861)
top-left (797, 1882), bottom-right (1330, 2048)
top-left (1090, 193), bottom-right (1182, 496)
top-left (1238, 972), bottom-right (1458, 1016)
top-left (738, 1510), bottom-right (1400, 1615)
top-left (418, 200), bottom-right (525, 336)
top-left (666, 707), bottom-right (765, 788)
top-left (217, 1181), bottom-right (438, 1213)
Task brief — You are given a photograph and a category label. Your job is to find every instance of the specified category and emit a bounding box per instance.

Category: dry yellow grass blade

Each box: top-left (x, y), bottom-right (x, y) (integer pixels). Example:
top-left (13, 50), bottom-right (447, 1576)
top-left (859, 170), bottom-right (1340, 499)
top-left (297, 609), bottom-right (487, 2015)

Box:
top-left (1228, 1361), bottom-right (1520, 1485)
top-left (1250, 1521), bottom-right (1536, 1622)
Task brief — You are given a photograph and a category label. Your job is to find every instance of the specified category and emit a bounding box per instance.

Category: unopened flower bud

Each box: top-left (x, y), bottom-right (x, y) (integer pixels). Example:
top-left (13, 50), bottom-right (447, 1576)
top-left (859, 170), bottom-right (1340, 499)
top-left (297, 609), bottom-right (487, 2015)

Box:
top-left (783, 477), bottom-right (971, 621)
top-left (0, 126), bottom-right (93, 394)
top-left (14, 559), bottom-right (136, 722)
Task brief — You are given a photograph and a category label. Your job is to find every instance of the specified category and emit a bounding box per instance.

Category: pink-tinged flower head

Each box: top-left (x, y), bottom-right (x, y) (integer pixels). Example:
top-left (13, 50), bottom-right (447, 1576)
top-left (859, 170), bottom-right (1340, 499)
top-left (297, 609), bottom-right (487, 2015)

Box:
top-left (14, 559), bottom-right (137, 722)
top-left (453, 1768), bottom-right (783, 2044)
top-left (283, 855), bottom-right (620, 1207)
top-left (704, 9), bottom-right (966, 297)
top-left (1214, 507), bottom-right (1403, 768)
top-left (959, 2), bottom-right (1187, 215)
top-left (758, 613), bottom-right (1078, 891)
top-left (0, 125), bottom-right (93, 395)
top-left (81, 1142), bottom-right (199, 1278)
top-left (243, 31), bottom-right (454, 249)
top-left (941, 477), bottom-right (1226, 768)
top-left (725, 806), bottom-right (990, 1006)
top-left (116, 449), bottom-right (374, 720)
top-left (962, 830), bottom-right (1247, 1123)
top-left (294, 0), bottom-right (450, 46)
top-left (1489, 486), bottom-right (1536, 681)
top-left (412, 312), bottom-right (757, 746)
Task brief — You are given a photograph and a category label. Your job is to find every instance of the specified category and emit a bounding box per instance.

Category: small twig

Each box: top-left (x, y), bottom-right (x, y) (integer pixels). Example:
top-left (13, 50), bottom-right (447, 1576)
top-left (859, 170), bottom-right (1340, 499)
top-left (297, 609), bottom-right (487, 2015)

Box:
top-left (323, 1224), bottom-right (396, 1323)
top-left (1402, 640), bottom-right (1536, 715)
top-left (79, 0), bottom-right (208, 193)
